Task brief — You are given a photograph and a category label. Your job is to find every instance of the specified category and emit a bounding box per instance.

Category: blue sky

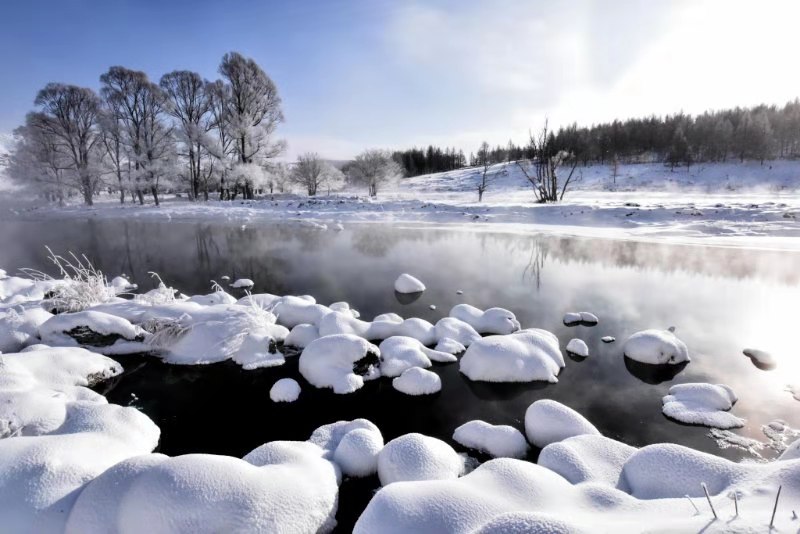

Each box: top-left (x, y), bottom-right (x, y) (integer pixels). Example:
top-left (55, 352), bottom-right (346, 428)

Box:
top-left (2, 0), bottom-right (799, 159)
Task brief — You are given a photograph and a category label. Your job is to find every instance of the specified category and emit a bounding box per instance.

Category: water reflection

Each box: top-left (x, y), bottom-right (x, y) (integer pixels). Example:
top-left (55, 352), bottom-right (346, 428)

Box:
top-left (0, 218), bottom-right (798, 464)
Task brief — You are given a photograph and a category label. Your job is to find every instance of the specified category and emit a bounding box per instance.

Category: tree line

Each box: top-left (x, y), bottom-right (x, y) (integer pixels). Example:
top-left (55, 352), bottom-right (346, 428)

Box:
top-left (8, 52), bottom-right (401, 205)
top-left (390, 100), bottom-right (800, 178)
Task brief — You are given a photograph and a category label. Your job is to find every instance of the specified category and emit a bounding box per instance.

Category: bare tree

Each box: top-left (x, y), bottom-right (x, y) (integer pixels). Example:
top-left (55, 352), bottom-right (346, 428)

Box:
top-left (205, 80), bottom-right (235, 200)
top-left (9, 117), bottom-right (71, 204)
top-left (26, 84), bottom-right (103, 205)
top-left (98, 105), bottom-right (127, 203)
top-left (217, 52), bottom-right (285, 200)
top-left (474, 141), bottom-right (506, 201)
top-left (516, 121), bottom-right (579, 202)
top-left (347, 149), bottom-right (401, 197)
top-left (160, 70), bottom-right (212, 200)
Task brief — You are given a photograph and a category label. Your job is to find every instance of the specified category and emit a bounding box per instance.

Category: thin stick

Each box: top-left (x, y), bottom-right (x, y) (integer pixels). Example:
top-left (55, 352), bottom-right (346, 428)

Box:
top-left (770, 485), bottom-right (782, 529)
top-left (702, 483), bottom-right (717, 519)
top-left (733, 492), bottom-right (739, 516)
top-left (685, 495), bottom-right (700, 514)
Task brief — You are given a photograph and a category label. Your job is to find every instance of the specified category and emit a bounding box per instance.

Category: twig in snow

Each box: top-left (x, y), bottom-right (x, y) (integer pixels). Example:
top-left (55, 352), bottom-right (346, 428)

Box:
top-left (770, 485), bottom-right (782, 529)
top-left (685, 495), bottom-right (700, 514)
top-left (702, 483), bottom-right (717, 519)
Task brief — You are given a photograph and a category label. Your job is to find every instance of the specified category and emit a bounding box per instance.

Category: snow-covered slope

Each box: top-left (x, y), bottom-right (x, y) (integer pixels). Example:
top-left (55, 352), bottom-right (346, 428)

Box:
top-left (0, 133), bottom-right (14, 192)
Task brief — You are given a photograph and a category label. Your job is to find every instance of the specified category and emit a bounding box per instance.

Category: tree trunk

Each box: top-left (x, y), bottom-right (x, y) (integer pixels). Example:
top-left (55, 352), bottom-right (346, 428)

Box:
top-left (152, 186), bottom-right (160, 206)
top-left (137, 189), bottom-right (145, 205)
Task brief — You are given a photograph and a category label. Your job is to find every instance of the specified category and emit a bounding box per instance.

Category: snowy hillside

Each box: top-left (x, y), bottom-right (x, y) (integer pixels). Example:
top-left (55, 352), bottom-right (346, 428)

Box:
top-left (0, 133), bottom-right (14, 191)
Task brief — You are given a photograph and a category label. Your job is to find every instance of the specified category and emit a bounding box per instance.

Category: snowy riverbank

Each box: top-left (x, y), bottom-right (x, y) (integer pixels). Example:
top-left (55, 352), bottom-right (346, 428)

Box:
top-left (5, 161), bottom-right (800, 250)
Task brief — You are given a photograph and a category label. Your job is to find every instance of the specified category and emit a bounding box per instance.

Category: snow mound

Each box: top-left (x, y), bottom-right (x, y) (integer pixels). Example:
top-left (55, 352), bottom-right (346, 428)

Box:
top-left (187, 289), bottom-right (237, 306)
top-left (0, 305), bottom-right (52, 353)
top-left (538, 434), bottom-right (636, 486)
top-left (601, 336), bottom-right (615, 343)
top-left (565, 338), bottom-right (589, 358)
top-left (109, 275), bottom-right (137, 294)
top-left (284, 323), bottom-right (320, 348)
top-left (394, 273), bottom-right (426, 293)
top-left (378, 433), bottom-right (464, 485)
top-left (452, 420), bottom-right (528, 458)
top-left (434, 337), bottom-right (466, 355)
top-left (779, 439), bottom-right (800, 460)
top-left (308, 419), bottom-right (384, 477)
top-left (743, 347), bottom-right (776, 370)
top-left (299, 334), bottom-right (380, 394)
top-left (39, 310), bottom-right (146, 353)
top-left (379, 336), bottom-right (456, 377)
top-left (661, 383), bottom-right (744, 429)
top-left (434, 317), bottom-right (481, 347)
top-left (230, 278), bottom-right (254, 289)
top-left (392, 367), bottom-right (442, 395)
top-left (272, 295), bottom-right (331, 328)
top-left (449, 304), bottom-right (521, 334)
top-left (232, 332), bottom-right (285, 370)
top-left (562, 312), bottom-right (598, 326)
top-left (68, 443), bottom-right (340, 534)
top-left (622, 329), bottom-right (689, 365)
top-left (460, 329), bottom-right (564, 383)
top-left (270, 378), bottom-right (301, 402)
top-left (472, 512), bottom-right (588, 534)
top-left (524, 399), bottom-right (600, 448)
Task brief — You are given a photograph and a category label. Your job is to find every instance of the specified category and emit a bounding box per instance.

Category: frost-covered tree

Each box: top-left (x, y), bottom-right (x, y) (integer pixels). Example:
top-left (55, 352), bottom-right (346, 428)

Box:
top-left (217, 52), bottom-right (285, 200)
top-left (667, 126), bottom-right (690, 171)
top-left (8, 117), bottom-right (71, 204)
top-left (160, 70), bottom-right (213, 200)
top-left (347, 149), bottom-right (401, 197)
top-left (98, 105), bottom-right (128, 203)
top-left (100, 67), bottom-right (174, 205)
top-left (12, 84), bottom-right (104, 205)
top-left (290, 152), bottom-right (341, 196)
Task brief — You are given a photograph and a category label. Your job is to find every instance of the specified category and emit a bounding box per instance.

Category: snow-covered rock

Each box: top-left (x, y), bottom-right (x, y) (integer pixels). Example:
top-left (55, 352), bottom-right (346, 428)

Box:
top-left (0, 305), bottom-right (52, 352)
top-left (453, 420), bottom-right (528, 458)
top-left (109, 275), bottom-right (137, 294)
top-left (232, 332), bottom-right (285, 370)
top-left (524, 400), bottom-right (600, 448)
top-left (284, 323), bottom-right (320, 348)
top-left (299, 334), bottom-right (380, 394)
top-left (39, 310), bottom-right (146, 354)
top-left (449, 304), bottom-right (520, 335)
top-left (434, 317), bottom-right (481, 347)
top-left (230, 278), bottom-right (255, 289)
top-left (187, 289), bottom-right (237, 306)
top-left (460, 330), bottom-right (564, 383)
top-left (377, 433), bottom-right (464, 485)
top-left (743, 347), bottom-right (776, 370)
top-left (392, 367), bottom-right (442, 395)
top-left (562, 312), bottom-right (598, 326)
top-left (622, 329), bottom-right (690, 365)
top-left (661, 383), bottom-right (744, 429)
top-left (270, 378), bottom-right (301, 402)
top-left (308, 419), bottom-right (384, 477)
top-left (601, 336), bottom-right (615, 343)
top-left (538, 434), bottom-right (636, 486)
top-left (379, 336), bottom-right (456, 377)
top-left (565, 338), bottom-right (589, 358)
top-left (434, 337), bottom-right (466, 355)
top-left (394, 273), bottom-right (426, 294)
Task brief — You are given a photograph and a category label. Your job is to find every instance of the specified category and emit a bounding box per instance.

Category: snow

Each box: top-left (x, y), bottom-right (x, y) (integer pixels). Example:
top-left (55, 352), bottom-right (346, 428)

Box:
top-left (743, 347), bottom-right (777, 370)
top-left (38, 310), bottom-right (146, 353)
top-left (270, 378), bottom-right (301, 402)
top-left (392, 367), bottom-right (442, 395)
top-left (524, 399), bottom-right (600, 448)
top-left (379, 336), bottom-right (456, 377)
top-left (377, 433), bottom-right (464, 485)
top-left (449, 304), bottom-right (521, 335)
top-left (394, 273), bottom-right (426, 294)
top-left (779, 439), bottom-right (800, 460)
top-left (538, 434), bottom-right (636, 486)
top-left (452, 420), bottom-right (529, 458)
top-left (460, 330), bottom-right (564, 383)
top-left (298, 334), bottom-right (380, 394)
top-left (434, 337), bottom-right (466, 355)
top-left (622, 328), bottom-right (690, 365)
top-left (0, 305), bottom-right (52, 352)
top-left (601, 336), bottom-right (616, 343)
top-left (434, 317), bottom-right (481, 347)
top-left (232, 332), bottom-right (285, 370)
top-left (565, 338), bottom-right (589, 358)
top-left (308, 419), bottom-right (384, 477)
top-left (661, 383), bottom-right (744, 429)
top-left (284, 323), bottom-right (320, 348)
top-left (230, 278), bottom-right (254, 289)
top-left (562, 312), bottom-right (598, 326)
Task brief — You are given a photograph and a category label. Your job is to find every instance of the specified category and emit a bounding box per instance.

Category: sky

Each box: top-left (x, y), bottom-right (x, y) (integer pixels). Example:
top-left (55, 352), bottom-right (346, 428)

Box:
top-left (1, 0), bottom-right (800, 160)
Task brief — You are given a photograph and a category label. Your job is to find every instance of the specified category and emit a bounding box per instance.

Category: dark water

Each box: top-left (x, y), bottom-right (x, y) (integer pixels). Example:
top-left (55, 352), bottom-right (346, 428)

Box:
top-left (1, 218), bottom-right (799, 532)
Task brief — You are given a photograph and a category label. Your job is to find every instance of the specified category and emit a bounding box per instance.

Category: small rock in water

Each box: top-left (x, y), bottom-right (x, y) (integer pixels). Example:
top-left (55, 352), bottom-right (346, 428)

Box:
top-left (566, 338), bottom-right (589, 358)
top-left (456, 290), bottom-right (464, 295)
top-left (394, 273), bottom-right (426, 294)
top-left (743, 348), bottom-right (776, 370)
top-left (601, 336), bottom-right (616, 344)
top-left (230, 278), bottom-right (255, 289)
top-left (429, 304), bottom-right (437, 310)
top-left (563, 311), bottom-right (598, 327)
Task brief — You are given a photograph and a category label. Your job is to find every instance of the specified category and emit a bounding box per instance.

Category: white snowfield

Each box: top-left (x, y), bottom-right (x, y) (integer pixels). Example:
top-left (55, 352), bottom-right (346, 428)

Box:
top-left (661, 383), bottom-right (744, 429)
top-left (15, 159), bottom-right (800, 249)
